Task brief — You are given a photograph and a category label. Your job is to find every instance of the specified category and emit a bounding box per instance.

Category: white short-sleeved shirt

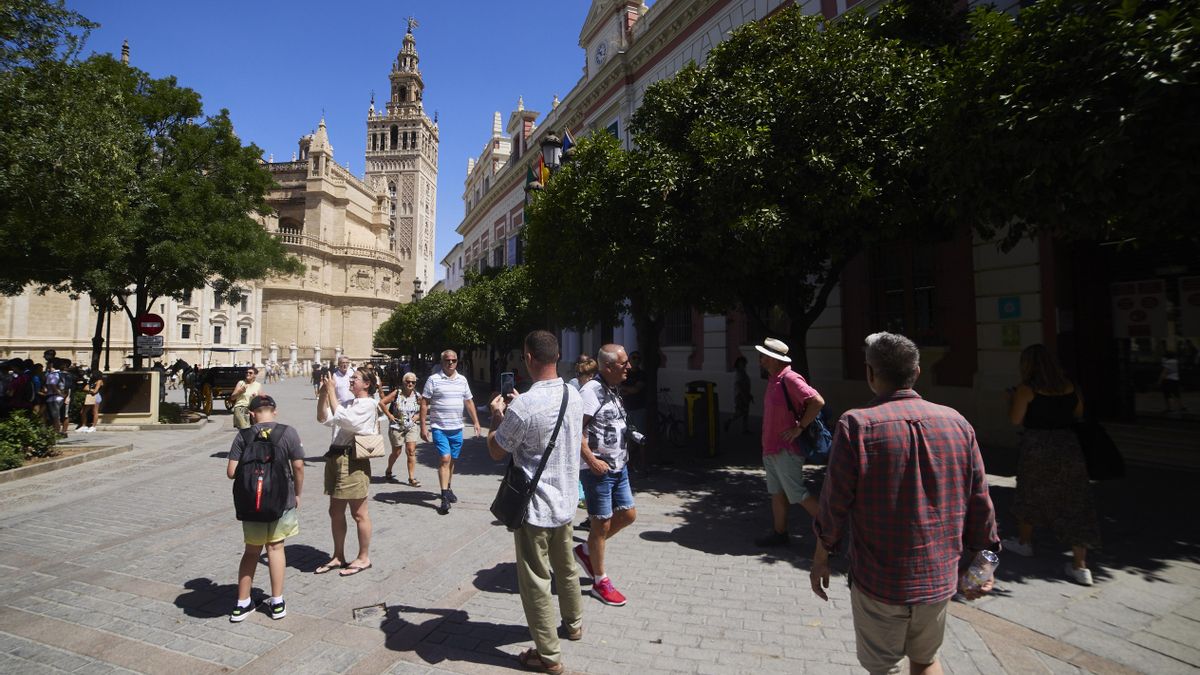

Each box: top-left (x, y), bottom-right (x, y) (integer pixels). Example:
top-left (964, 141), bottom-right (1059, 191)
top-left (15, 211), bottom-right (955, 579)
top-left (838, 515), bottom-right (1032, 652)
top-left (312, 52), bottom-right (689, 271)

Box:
top-left (323, 397), bottom-right (379, 446)
top-left (493, 379), bottom-right (582, 528)
top-left (422, 372), bottom-right (473, 430)
top-left (579, 376), bottom-right (629, 471)
top-left (333, 368), bottom-right (354, 405)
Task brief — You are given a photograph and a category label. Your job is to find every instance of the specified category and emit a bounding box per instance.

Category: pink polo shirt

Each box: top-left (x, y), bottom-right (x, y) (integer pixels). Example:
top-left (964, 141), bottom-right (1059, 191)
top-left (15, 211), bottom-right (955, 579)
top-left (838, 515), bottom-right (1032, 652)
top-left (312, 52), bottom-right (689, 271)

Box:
top-left (761, 366), bottom-right (819, 456)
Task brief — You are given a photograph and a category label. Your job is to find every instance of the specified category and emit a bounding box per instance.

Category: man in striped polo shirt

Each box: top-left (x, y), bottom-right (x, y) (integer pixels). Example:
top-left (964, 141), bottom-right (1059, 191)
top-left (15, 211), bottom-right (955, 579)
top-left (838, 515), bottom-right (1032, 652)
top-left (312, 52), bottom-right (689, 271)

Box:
top-left (420, 349), bottom-right (482, 514)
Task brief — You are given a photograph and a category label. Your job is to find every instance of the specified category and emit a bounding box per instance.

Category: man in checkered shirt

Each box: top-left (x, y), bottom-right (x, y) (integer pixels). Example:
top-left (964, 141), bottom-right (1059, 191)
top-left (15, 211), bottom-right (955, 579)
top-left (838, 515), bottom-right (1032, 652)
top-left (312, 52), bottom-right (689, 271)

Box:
top-left (812, 332), bottom-right (999, 675)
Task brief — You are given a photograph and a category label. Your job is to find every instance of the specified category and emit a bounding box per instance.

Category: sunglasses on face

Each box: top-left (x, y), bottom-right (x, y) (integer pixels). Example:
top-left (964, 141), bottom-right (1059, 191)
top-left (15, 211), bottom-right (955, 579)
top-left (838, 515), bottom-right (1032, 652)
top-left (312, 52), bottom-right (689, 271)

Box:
top-left (443, 359), bottom-right (457, 364)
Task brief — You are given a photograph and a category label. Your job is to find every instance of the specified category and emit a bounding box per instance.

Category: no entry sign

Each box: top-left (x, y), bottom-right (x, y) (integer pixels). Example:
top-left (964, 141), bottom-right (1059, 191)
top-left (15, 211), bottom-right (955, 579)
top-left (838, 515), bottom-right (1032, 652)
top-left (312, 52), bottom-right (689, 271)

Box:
top-left (136, 313), bottom-right (164, 336)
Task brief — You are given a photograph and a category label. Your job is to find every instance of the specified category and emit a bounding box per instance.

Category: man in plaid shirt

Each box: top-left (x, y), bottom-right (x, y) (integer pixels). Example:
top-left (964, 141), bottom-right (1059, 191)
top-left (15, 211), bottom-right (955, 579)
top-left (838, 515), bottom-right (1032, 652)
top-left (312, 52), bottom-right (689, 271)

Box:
top-left (812, 332), bottom-right (999, 675)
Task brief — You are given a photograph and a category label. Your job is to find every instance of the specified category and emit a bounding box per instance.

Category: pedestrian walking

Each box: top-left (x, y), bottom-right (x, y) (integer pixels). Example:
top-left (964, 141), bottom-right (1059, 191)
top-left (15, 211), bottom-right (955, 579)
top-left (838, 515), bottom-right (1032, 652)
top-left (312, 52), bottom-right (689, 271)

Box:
top-left (315, 367), bottom-right (376, 577)
top-left (487, 330), bottom-right (584, 674)
top-left (724, 355), bottom-right (753, 434)
top-left (812, 332), bottom-right (1000, 675)
top-left (332, 356), bottom-right (354, 406)
top-left (227, 395), bottom-right (304, 622)
top-left (381, 372), bottom-right (422, 486)
top-left (228, 366), bottom-right (263, 431)
top-left (575, 343), bottom-right (638, 606)
top-left (1004, 343), bottom-right (1100, 585)
top-left (753, 338), bottom-right (825, 547)
top-left (419, 350), bottom-right (481, 515)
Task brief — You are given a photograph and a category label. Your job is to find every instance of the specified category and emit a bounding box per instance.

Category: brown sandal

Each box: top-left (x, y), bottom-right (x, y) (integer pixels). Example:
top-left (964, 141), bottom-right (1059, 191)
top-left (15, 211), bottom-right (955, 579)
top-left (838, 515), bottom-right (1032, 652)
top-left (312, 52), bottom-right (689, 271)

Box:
top-left (408, 477), bottom-right (421, 487)
top-left (517, 648), bottom-right (563, 674)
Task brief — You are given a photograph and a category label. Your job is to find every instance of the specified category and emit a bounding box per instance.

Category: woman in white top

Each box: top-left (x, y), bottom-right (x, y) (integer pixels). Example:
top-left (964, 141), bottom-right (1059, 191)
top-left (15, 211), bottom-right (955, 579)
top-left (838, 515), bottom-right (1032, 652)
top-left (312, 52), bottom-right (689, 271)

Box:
top-left (315, 367), bottom-right (377, 576)
top-left (381, 372), bottom-right (423, 486)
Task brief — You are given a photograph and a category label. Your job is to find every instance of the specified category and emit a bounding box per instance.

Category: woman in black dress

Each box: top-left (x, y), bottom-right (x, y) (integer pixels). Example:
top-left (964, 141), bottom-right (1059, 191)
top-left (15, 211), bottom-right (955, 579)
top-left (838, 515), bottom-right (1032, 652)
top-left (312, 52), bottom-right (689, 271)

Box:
top-left (1006, 344), bottom-right (1100, 585)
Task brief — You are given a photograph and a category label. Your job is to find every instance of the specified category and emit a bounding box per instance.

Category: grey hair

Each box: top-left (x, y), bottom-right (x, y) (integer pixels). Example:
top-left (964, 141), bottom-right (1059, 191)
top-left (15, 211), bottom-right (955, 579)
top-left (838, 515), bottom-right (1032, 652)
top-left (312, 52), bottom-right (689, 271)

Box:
top-left (440, 349), bottom-right (457, 360)
top-left (864, 332), bottom-right (920, 389)
top-left (597, 344), bottom-right (624, 367)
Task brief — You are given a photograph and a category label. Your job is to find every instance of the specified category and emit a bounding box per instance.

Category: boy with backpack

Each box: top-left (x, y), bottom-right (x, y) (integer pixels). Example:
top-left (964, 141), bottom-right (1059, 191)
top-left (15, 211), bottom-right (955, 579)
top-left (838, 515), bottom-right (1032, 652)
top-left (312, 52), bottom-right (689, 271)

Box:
top-left (226, 395), bottom-right (305, 622)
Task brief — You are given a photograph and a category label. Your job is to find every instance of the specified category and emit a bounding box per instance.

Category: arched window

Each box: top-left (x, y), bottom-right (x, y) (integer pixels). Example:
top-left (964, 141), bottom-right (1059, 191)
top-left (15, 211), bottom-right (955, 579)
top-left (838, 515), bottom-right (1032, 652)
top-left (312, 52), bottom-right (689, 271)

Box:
top-left (390, 125), bottom-right (398, 149)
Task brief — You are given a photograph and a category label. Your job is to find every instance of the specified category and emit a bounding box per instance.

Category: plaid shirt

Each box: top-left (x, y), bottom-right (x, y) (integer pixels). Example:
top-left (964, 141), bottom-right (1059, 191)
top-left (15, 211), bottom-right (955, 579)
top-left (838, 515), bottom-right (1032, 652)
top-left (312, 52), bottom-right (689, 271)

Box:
top-left (814, 389), bottom-right (998, 605)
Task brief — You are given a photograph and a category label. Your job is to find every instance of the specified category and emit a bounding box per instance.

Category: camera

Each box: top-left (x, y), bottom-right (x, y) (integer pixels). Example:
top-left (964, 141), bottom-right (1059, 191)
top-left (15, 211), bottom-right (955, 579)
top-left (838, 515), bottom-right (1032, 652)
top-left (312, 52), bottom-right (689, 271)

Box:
top-left (626, 425), bottom-right (645, 446)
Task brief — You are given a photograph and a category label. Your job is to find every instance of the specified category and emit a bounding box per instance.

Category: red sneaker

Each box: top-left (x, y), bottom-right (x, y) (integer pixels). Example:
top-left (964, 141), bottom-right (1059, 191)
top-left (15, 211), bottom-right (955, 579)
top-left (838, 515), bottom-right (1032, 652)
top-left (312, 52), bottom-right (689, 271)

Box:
top-left (591, 577), bottom-right (626, 606)
top-left (573, 544), bottom-right (594, 579)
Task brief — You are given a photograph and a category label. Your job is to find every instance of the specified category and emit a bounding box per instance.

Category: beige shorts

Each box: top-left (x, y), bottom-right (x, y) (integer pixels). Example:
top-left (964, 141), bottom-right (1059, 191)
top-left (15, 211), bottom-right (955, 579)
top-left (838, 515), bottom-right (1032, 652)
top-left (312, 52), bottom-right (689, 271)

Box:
top-left (324, 452), bottom-right (371, 500)
top-left (388, 426), bottom-right (420, 448)
top-left (232, 406), bottom-right (251, 429)
top-left (851, 586), bottom-right (948, 674)
top-left (763, 450), bottom-right (810, 503)
top-left (242, 508), bottom-right (299, 546)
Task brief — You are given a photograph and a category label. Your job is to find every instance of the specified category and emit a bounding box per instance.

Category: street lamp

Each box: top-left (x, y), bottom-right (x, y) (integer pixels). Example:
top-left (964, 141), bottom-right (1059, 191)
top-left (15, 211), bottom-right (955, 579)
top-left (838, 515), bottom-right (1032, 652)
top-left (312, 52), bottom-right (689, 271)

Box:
top-left (540, 132), bottom-right (562, 171)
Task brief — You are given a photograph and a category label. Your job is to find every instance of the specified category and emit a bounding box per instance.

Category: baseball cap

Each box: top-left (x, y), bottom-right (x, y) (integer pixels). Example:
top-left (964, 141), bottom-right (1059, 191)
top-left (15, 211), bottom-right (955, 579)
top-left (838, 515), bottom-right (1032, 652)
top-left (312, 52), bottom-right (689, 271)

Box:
top-left (248, 395), bottom-right (276, 411)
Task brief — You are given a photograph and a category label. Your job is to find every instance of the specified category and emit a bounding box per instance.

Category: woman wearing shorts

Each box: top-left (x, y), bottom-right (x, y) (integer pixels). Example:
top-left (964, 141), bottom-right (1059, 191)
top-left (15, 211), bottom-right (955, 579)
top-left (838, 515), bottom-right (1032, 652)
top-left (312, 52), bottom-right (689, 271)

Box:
top-left (381, 372), bottom-right (422, 486)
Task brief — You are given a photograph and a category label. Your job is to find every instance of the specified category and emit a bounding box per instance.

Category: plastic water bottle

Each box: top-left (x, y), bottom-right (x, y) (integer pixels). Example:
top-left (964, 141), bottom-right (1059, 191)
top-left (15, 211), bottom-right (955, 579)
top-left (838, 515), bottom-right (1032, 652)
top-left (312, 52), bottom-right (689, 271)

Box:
top-left (961, 550), bottom-right (999, 592)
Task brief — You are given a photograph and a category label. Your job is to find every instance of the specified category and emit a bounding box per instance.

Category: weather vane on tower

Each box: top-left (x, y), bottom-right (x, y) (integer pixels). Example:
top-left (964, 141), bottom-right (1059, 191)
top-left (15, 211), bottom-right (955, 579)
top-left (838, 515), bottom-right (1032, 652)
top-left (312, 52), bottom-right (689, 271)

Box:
top-left (407, 16), bottom-right (419, 33)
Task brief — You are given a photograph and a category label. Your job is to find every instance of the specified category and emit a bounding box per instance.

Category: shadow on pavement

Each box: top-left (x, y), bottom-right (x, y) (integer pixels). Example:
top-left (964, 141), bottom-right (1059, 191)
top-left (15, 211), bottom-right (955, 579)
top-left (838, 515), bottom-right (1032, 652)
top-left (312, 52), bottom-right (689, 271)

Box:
top-left (374, 488), bottom-right (440, 511)
top-left (473, 562), bottom-right (519, 594)
top-left (381, 604), bottom-right (528, 670)
top-left (174, 577), bottom-right (238, 619)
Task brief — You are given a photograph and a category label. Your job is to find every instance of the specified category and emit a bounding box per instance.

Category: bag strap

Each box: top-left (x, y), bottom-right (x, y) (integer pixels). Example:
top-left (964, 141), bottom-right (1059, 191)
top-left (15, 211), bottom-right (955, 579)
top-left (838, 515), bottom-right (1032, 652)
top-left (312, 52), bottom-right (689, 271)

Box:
top-left (520, 383), bottom-right (570, 498)
top-left (779, 375), bottom-right (800, 421)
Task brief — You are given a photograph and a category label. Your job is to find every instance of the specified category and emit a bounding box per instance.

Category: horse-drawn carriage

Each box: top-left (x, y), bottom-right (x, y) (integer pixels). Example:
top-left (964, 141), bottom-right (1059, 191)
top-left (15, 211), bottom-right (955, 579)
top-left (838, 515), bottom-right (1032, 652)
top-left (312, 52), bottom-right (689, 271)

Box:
top-left (169, 361), bottom-right (249, 416)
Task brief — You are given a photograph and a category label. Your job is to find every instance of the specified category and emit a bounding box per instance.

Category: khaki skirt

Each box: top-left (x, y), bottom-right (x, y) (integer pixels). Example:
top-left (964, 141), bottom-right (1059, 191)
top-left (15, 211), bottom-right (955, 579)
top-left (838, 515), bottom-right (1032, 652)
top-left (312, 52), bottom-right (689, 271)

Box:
top-left (324, 451), bottom-right (371, 500)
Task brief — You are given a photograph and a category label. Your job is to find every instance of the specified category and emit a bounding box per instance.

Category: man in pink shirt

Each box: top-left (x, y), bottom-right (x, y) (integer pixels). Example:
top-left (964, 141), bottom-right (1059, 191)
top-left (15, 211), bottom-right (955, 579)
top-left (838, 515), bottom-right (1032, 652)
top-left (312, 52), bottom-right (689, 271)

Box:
top-left (754, 338), bottom-right (825, 547)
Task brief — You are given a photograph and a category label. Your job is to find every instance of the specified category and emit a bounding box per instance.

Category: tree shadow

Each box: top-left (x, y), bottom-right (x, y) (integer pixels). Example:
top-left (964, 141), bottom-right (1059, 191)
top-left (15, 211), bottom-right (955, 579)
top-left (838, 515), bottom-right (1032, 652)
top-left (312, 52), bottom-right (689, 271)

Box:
top-left (634, 464), bottom-right (826, 570)
top-left (380, 604), bottom-right (528, 670)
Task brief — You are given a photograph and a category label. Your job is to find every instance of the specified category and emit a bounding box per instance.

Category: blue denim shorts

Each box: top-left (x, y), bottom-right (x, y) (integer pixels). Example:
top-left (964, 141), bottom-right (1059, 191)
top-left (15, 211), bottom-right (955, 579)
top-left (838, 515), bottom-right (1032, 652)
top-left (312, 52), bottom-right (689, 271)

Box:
top-left (431, 428), bottom-right (463, 459)
top-left (580, 465), bottom-right (635, 520)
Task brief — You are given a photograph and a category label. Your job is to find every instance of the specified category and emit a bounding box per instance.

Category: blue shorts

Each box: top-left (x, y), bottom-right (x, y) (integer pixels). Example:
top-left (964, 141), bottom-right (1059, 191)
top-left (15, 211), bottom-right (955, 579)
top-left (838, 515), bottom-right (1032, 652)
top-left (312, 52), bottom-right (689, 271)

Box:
top-left (580, 465), bottom-right (635, 520)
top-left (432, 428), bottom-right (464, 459)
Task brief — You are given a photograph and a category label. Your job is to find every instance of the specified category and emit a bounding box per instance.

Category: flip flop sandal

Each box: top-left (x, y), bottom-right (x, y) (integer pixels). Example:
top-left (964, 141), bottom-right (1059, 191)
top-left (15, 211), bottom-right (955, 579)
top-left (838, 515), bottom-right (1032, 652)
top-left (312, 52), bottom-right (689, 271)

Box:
top-left (339, 563), bottom-right (373, 577)
top-left (314, 561), bottom-right (345, 575)
top-left (408, 478), bottom-right (422, 487)
top-left (384, 473), bottom-right (401, 483)
top-left (517, 649), bottom-right (563, 674)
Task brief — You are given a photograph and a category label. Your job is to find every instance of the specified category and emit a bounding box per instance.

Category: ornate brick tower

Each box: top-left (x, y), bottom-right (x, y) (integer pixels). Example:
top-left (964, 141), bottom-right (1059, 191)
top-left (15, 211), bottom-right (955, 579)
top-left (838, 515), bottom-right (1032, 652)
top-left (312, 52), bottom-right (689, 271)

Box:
top-left (364, 18), bottom-right (439, 299)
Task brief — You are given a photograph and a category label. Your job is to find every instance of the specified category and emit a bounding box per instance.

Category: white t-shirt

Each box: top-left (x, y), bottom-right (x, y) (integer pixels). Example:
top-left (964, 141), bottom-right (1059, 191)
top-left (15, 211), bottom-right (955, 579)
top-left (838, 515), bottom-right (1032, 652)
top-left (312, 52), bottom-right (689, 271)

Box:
top-left (333, 368), bottom-right (354, 405)
top-left (579, 376), bottom-right (629, 471)
top-left (1163, 357), bottom-right (1180, 381)
top-left (422, 372), bottom-right (473, 430)
top-left (494, 379), bottom-right (582, 528)
top-left (323, 397), bottom-right (379, 446)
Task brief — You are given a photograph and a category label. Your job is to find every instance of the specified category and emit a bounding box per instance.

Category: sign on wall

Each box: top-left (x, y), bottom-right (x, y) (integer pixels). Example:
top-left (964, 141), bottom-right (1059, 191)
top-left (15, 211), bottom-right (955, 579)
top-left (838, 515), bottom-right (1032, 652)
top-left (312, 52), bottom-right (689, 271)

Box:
top-left (1111, 280), bottom-right (1168, 338)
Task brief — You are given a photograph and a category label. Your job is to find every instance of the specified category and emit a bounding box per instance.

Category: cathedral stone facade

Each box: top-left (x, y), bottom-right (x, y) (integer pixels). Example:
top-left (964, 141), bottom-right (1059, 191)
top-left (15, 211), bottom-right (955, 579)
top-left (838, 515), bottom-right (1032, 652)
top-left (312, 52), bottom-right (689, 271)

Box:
top-left (0, 25), bottom-right (438, 369)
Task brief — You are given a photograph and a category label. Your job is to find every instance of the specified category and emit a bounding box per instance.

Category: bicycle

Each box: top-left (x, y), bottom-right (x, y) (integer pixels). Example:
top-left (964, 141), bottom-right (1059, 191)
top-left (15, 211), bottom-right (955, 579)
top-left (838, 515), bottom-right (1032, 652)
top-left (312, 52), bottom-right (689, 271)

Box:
top-left (656, 387), bottom-right (687, 448)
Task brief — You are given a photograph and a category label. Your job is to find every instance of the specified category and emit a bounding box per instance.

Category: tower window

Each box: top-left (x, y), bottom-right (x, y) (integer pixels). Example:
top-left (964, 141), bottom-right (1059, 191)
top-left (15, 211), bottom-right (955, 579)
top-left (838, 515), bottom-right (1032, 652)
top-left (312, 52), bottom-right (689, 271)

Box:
top-left (390, 125), bottom-right (398, 149)
top-left (400, 86), bottom-right (407, 102)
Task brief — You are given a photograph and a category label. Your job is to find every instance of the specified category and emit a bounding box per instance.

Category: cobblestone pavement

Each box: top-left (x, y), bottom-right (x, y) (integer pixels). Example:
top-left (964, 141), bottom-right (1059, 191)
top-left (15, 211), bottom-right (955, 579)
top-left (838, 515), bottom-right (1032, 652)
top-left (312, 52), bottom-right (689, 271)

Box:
top-left (0, 377), bottom-right (1196, 674)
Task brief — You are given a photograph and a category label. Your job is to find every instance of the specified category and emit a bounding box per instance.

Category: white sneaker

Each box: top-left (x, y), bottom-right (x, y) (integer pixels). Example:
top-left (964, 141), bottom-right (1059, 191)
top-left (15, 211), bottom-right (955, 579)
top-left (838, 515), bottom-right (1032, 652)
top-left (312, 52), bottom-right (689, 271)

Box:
top-left (1002, 537), bottom-right (1033, 557)
top-left (1065, 563), bottom-right (1094, 586)
top-left (83, 427), bottom-right (95, 433)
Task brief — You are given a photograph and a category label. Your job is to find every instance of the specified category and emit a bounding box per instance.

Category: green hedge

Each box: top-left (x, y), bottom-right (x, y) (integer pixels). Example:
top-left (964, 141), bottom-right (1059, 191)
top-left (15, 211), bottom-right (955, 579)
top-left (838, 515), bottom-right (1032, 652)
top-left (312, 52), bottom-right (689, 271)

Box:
top-left (0, 412), bottom-right (60, 470)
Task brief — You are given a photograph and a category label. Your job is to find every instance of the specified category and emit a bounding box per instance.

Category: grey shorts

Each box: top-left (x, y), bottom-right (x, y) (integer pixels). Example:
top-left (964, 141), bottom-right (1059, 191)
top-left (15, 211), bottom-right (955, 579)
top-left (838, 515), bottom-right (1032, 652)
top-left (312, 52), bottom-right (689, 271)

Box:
top-left (763, 450), bottom-right (810, 503)
top-left (388, 426), bottom-right (420, 447)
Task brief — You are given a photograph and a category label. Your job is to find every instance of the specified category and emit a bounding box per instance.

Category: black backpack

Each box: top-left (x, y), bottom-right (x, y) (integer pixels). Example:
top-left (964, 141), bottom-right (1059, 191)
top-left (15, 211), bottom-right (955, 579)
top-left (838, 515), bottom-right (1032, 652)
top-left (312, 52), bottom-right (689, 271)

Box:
top-left (232, 424), bottom-right (292, 522)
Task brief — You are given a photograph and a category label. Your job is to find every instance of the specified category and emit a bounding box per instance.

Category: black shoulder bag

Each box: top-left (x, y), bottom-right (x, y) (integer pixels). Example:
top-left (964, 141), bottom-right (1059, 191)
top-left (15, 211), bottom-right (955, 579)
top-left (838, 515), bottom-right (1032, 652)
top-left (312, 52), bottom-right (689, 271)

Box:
top-left (781, 377), bottom-right (833, 465)
top-left (490, 384), bottom-right (570, 531)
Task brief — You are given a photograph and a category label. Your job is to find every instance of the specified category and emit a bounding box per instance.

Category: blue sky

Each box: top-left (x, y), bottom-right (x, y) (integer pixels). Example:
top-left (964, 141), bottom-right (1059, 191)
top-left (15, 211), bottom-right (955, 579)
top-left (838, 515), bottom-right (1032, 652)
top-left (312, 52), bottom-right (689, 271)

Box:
top-left (68, 1), bottom-right (600, 280)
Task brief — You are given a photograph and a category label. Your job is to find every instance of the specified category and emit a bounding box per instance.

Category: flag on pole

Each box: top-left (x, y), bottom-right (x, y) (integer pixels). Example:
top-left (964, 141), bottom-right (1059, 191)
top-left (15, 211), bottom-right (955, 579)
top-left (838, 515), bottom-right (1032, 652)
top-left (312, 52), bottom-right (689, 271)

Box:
top-left (537, 154), bottom-right (549, 184)
top-left (561, 128), bottom-right (575, 154)
top-left (526, 163), bottom-right (537, 185)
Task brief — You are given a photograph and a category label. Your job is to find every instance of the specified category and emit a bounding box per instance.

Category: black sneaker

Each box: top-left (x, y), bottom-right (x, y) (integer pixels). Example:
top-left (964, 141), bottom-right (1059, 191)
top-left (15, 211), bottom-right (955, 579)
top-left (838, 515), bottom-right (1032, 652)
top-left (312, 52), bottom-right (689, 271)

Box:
top-left (445, 489), bottom-right (458, 504)
top-left (437, 498), bottom-right (451, 515)
top-left (230, 600), bottom-right (255, 623)
top-left (267, 599), bottom-right (286, 620)
top-left (755, 530), bottom-right (790, 547)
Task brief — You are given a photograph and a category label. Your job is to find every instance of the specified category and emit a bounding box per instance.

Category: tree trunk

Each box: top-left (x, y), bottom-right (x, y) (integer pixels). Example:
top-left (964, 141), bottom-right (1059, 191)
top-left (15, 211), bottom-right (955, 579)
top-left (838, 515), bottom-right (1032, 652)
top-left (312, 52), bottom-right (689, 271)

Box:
top-left (128, 286), bottom-right (149, 370)
top-left (784, 264), bottom-right (846, 383)
top-left (90, 296), bottom-right (108, 371)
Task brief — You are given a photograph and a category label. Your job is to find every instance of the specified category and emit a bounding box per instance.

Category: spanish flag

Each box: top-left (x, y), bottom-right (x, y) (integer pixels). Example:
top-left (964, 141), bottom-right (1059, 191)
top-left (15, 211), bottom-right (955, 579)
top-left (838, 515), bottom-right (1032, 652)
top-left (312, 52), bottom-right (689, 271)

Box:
top-left (538, 155), bottom-right (549, 184)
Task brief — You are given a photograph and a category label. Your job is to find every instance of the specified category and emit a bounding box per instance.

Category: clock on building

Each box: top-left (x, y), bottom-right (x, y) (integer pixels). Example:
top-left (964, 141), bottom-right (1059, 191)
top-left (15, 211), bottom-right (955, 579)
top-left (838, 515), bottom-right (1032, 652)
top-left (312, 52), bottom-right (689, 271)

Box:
top-left (594, 40), bottom-right (609, 66)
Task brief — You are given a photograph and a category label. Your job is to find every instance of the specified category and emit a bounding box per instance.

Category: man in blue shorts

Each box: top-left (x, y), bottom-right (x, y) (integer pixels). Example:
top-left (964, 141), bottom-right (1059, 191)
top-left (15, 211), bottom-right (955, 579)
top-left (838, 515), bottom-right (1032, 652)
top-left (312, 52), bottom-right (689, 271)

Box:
top-left (419, 349), bottom-right (481, 514)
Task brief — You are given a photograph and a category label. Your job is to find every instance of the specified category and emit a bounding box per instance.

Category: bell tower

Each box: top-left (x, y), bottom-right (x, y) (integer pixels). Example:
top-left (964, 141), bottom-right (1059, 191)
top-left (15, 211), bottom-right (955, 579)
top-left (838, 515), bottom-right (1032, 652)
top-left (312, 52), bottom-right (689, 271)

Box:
top-left (364, 17), bottom-right (439, 300)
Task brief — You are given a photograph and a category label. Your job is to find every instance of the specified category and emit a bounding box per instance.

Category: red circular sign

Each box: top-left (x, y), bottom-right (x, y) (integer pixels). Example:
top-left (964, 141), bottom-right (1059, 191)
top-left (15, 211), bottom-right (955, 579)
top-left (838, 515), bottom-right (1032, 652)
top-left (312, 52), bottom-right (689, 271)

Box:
top-left (136, 313), bottom-right (164, 336)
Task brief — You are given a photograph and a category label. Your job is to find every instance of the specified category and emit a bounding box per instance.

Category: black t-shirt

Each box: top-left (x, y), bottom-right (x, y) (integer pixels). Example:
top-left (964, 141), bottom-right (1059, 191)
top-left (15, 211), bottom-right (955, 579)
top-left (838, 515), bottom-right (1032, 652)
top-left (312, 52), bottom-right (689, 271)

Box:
top-left (229, 422), bottom-right (305, 508)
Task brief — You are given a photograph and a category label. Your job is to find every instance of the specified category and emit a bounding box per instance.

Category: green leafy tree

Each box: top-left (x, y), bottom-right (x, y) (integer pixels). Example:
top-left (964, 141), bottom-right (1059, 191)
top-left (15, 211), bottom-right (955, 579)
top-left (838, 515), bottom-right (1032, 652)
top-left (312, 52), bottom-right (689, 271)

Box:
top-left (939, 0), bottom-right (1200, 249)
top-left (374, 290), bottom-right (461, 360)
top-left (633, 6), bottom-right (945, 374)
top-left (525, 132), bottom-right (706, 446)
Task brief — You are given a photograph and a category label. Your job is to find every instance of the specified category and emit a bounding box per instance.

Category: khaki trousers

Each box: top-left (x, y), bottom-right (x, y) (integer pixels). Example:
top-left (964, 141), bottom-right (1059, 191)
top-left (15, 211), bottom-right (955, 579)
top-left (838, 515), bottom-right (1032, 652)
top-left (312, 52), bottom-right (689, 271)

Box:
top-left (513, 522), bottom-right (583, 666)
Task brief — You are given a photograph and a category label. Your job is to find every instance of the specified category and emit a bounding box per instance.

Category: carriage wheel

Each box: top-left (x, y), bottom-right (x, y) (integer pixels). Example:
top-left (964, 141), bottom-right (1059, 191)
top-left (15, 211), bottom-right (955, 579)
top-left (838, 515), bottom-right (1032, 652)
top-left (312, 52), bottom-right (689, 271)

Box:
top-left (201, 384), bottom-right (213, 416)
